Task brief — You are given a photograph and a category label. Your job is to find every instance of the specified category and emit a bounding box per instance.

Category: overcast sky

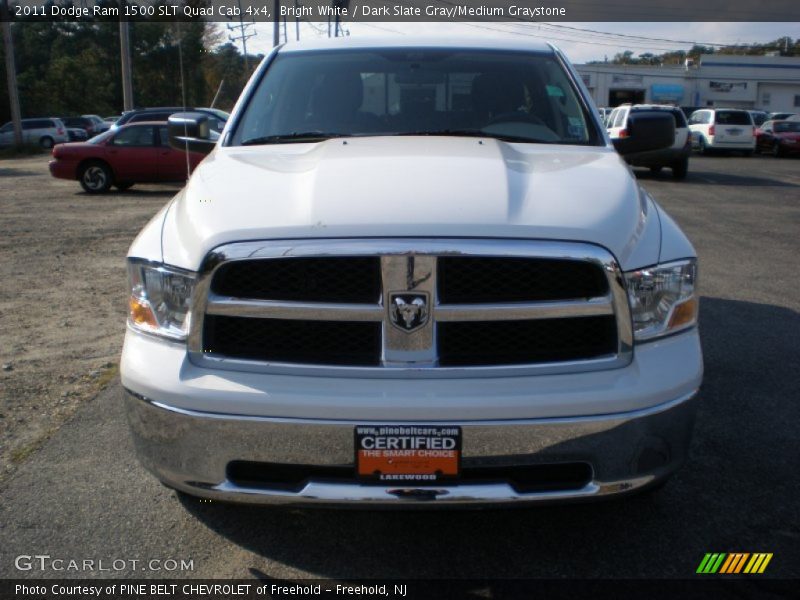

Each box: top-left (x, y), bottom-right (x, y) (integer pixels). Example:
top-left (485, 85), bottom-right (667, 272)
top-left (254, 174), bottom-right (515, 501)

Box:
top-left (241, 22), bottom-right (794, 64)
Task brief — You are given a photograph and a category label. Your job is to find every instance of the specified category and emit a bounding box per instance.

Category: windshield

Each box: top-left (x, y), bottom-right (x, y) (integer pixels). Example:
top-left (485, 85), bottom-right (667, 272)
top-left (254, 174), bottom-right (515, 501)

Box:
top-left (230, 48), bottom-right (599, 146)
top-left (88, 129), bottom-right (115, 144)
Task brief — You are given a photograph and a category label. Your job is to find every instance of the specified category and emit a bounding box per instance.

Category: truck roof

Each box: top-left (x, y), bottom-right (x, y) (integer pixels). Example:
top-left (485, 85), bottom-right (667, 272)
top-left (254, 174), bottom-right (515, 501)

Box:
top-left (278, 36), bottom-right (556, 54)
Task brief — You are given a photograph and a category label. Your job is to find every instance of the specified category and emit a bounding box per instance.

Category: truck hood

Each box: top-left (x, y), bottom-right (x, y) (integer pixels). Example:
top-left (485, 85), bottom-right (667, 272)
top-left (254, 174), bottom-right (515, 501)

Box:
top-left (160, 136), bottom-right (660, 270)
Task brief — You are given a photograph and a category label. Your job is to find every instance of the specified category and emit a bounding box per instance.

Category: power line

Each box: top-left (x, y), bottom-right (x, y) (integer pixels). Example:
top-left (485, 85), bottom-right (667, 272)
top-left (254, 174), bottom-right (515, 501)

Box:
top-left (536, 23), bottom-right (780, 49)
top-left (463, 22), bottom-right (789, 55)
top-left (461, 22), bottom-right (695, 53)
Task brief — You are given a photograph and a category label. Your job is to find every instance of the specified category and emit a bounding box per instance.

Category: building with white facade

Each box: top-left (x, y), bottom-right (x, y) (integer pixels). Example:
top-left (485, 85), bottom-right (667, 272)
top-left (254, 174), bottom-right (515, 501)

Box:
top-left (576, 54), bottom-right (800, 112)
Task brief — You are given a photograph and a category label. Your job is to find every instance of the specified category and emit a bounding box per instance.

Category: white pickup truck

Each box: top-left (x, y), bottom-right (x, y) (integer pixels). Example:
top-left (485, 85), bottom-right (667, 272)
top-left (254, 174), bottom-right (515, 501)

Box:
top-left (121, 38), bottom-right (703, 505)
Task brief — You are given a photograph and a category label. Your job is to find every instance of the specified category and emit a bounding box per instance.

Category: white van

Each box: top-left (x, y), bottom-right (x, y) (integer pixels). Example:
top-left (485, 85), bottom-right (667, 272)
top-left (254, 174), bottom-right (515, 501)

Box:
top-left (0, 118), bottom-right (69, 148)
top-left (688, 109), bottom-right (755, 155)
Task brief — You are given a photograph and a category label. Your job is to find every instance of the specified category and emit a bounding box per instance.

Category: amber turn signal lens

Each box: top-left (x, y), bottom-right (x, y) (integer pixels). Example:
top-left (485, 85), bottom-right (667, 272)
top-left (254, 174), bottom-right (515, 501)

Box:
top-left (129, 296), bottom-right (158, 328)
top-left (668, 297), bottom-right (698, 330)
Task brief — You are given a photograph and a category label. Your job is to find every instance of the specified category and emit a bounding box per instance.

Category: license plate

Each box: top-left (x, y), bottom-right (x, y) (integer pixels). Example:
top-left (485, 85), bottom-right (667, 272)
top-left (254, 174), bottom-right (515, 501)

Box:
top-left (355, 425), bottom-right (461, 483)
top-left (727, 128), bottom-right (742, 135)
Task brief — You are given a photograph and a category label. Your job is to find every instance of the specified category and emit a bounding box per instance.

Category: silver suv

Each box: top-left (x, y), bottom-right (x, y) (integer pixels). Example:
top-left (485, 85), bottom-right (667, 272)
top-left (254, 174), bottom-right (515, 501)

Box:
top-left (0, 118), bottom-right (69, 148)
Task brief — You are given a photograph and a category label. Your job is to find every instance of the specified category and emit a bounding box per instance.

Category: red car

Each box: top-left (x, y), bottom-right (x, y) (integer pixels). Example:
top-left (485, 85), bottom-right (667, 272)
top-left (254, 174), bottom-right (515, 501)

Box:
top-left (755, 120), bottom-right (800, 157)
top-left (49, 122), bottom-right (206, 193)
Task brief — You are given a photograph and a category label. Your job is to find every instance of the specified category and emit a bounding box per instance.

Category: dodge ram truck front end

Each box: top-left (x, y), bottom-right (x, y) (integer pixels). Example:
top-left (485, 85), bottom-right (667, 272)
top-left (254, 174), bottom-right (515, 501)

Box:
top-left (120, 38), bottom-right (702, 505)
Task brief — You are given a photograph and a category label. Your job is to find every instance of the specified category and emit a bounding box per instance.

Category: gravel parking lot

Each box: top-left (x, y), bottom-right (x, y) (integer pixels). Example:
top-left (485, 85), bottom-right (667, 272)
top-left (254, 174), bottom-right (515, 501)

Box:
top-left (1, 152), bottom-right (798, 582)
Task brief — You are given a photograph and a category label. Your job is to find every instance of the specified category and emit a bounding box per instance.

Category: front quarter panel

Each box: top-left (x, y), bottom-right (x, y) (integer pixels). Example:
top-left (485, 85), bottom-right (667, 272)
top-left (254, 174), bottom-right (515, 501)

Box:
top-left (127, 194), bottom-right (181, 263)
top-left (656, 202), bottom-right (696, 263)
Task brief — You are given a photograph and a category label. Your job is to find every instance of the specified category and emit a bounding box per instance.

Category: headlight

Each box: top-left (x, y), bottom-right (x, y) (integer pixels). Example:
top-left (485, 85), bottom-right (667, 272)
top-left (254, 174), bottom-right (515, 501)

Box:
top-left (625, 259), bottom-right (698, 341)
top-left (127, 260), bottom-right (196, 340)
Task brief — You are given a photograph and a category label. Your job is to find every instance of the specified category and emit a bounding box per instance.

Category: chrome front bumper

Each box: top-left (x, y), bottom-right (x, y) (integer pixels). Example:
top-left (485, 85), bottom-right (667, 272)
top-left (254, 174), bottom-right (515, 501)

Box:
top-left (124, 389), bottom-right (698, 506)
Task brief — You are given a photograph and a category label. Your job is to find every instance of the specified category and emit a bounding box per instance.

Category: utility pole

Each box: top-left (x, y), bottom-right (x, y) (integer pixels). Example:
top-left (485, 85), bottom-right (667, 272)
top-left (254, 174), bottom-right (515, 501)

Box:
top-left (120, 20), bottom-right (134, 111)
top-left (294, 0), bottom-right (299, 41)
top-left (1, 0), bottom-right (23, 146)
top-left (333, 1), bottom-right (349, 39)
top-left (273, 0), bottom-right (280, 47)
top-left (227, 0), bottom-right (256, 73)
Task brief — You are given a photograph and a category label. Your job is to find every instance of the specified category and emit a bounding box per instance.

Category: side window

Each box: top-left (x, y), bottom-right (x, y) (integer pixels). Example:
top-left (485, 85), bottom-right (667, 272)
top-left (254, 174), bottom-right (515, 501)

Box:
top-left (613, 109), bottom-right (627, 128)
top-left (0, 123), bottom-right (12, 133)
top-left (112, 126), bottom-right (155, 147)
top-left (22, 121), bottom-right (35, 130)
top-left (157, 126), bottom-right (169, 146)
top-left (130, 113), bottom-right (171, 123)
top-left (704, 112), bottom-right (713, 124)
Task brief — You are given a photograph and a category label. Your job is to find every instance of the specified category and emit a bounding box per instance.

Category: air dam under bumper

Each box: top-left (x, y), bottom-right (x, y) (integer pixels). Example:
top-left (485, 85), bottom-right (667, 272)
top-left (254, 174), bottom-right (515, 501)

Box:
top-left (124, 389), bottom-right (698, 506)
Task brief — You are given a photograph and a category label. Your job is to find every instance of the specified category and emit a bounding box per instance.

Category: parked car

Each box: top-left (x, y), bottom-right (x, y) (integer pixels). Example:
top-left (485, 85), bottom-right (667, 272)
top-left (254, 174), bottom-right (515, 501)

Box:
top-left (607, 103), bottom-right (690, 179)
top-left (0, 117), bottom-right (68, 148)
top-left (61, 116), bottom-right (100, 136)
top-left (688, 108), bottom-right (755, 155)
top-left (748, 110), bottom-right (769, 127)
top-left (114, 107), bottom-right (229, 134)
top-left (121, 37), bottom-right (701, 507)
top-left (49, 122), bottom-right (205, 193)
top-left (755, 120), bottom-right (800, 156)
top-left (767, 112), bottom-right (797, 121)
top-left (82, 114), bottom-right (111, 134)
top-left (66, 127), bottom-right (89, 142)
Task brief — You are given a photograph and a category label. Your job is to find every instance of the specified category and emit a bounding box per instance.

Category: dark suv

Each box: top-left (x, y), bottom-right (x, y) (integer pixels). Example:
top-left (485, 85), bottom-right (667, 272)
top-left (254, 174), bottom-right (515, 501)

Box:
top-left (114, 107), bottom-right (228, 134)
top-left (61, 116), bottom-right (99, 136)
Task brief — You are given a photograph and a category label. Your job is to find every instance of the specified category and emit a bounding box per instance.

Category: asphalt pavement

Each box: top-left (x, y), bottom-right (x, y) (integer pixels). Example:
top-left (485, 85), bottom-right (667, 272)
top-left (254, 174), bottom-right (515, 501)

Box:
top-left (1, 154), bottom-right (798, 583)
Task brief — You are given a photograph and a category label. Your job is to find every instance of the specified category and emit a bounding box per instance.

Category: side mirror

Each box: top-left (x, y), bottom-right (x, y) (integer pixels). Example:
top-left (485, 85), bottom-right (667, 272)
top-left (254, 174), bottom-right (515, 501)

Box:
top-left (168, 112), bottom-right (216, 155)
top-left (613, 112), bottom-right (675, 156)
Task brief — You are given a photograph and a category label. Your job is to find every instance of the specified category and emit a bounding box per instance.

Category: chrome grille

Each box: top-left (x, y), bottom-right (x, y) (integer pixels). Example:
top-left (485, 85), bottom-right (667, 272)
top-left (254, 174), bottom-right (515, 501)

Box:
top-left (189, 239), bottom-right (633, 378)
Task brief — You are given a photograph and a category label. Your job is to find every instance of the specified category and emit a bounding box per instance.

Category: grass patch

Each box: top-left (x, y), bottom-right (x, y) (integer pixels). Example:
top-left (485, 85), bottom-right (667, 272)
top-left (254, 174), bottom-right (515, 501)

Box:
top-left (0, 143), bottom-right (48, 158)
top-left (10, 440), bottom-right (43, 464)
top-left (94, 363), bottom-right (120, 389)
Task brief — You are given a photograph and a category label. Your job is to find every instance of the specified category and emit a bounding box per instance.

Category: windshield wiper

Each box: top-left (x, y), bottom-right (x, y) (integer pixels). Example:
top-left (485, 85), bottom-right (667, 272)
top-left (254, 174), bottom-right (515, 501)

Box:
top-left (393, 129), bottom-right (552, 144)
top-left (241, 132), bottom-right (351, 145)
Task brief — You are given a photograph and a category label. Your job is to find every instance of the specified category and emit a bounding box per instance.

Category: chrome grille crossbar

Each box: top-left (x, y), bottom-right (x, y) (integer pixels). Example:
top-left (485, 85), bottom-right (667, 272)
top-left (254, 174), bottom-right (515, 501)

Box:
top-left (435, 297), bottom-right (613, 322)
top-left (205, 295), bottom-right (614, 322)
top-left (205, 296), bottom-right (384, 321)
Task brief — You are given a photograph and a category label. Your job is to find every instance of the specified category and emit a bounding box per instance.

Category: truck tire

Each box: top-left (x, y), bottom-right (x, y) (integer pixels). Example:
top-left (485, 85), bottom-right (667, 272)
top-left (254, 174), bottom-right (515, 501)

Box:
top-left (671, 158), bottom-right (689, 180)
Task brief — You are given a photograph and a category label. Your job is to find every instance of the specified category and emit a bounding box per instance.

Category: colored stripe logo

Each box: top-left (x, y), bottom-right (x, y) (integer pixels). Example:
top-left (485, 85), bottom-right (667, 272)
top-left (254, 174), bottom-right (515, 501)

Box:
top-left (697, 553), bottom-right (773, 574)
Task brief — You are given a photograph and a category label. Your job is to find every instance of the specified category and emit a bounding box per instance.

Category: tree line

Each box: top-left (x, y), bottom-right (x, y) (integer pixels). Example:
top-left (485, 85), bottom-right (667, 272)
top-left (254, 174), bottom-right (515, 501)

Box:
top-left (593, 37), bottom-right (799, 66)
top-left (0, 19), bottom-right (261, 123)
